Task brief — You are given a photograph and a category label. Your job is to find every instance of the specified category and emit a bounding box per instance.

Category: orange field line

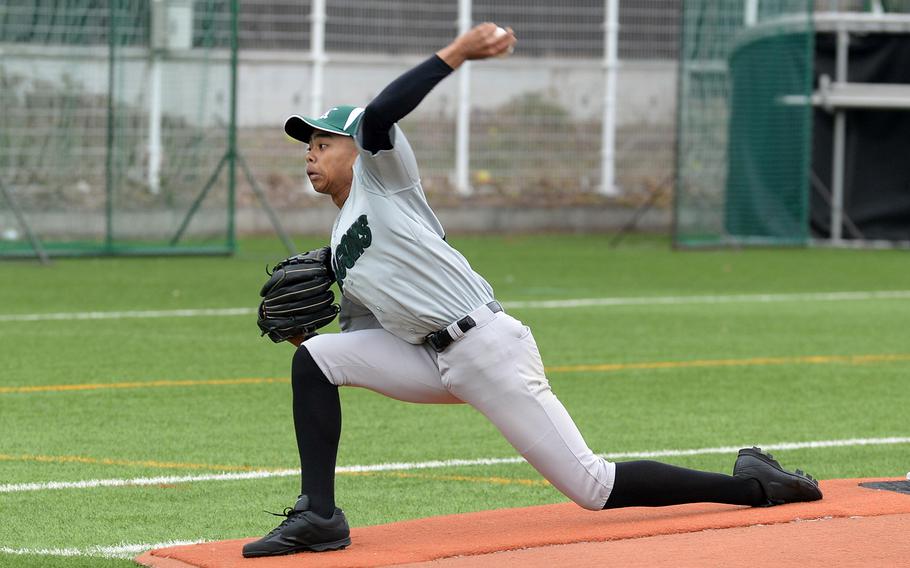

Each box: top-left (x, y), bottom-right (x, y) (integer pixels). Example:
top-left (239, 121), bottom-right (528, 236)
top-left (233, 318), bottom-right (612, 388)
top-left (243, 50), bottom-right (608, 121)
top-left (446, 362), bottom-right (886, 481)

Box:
top-left (0, 377), bottom-right (289, 394)
top-left (546, 353), bottom-right (910, 373)
top-left (2, 353), bottom-right (908, 395)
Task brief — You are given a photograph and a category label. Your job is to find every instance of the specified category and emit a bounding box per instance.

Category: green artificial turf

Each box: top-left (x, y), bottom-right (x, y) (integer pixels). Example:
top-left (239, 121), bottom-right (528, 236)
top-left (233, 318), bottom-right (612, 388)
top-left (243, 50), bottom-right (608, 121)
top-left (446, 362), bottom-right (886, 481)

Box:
top-left (1, 235), bottom-right (908, 566)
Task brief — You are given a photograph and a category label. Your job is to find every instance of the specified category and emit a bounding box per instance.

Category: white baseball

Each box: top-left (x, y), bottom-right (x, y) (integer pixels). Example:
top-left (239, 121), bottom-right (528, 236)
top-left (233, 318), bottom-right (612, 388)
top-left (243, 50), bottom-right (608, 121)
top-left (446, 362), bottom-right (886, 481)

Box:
top-left (493, 26), bottom-right (513, 58)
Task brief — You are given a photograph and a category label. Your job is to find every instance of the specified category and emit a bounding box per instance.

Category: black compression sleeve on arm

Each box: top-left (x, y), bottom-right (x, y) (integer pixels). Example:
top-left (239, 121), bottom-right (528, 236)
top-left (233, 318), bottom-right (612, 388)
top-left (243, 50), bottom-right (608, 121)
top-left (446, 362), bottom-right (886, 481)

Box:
top-left (361, 54), bottom-right (454, 154)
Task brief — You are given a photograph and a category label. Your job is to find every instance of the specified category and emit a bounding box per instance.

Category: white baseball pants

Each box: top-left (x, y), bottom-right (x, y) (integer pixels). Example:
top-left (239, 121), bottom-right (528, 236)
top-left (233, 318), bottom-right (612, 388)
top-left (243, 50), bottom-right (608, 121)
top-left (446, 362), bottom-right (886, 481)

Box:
top-left (305, 304), bottom-right (615, 510)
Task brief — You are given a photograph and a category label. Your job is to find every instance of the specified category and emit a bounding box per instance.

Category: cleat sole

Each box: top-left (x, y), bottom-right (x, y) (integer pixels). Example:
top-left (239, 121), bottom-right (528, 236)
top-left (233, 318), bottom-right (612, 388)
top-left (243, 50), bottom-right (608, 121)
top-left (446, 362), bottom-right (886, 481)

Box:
top-left (242, 537), bottom-right (351, 558)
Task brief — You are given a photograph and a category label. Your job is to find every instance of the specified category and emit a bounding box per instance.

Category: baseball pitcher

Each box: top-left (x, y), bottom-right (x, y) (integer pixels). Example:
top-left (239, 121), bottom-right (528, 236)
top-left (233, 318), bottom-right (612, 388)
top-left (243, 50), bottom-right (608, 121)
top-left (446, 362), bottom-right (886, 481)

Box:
top-left (246, 23), bottom-right (822, 557)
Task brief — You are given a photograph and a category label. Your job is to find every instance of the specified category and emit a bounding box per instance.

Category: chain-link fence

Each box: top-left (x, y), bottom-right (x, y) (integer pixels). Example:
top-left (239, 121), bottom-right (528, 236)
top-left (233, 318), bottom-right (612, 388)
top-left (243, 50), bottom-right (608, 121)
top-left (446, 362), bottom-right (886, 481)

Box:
top-left (0, 1), bottom-right (686, 254)
top-left (234, 0), bottom-right (682, 214)
top-left (1, 0), bottom-right (235, 256)
top-left (4, 1), bottom-right (904, 255)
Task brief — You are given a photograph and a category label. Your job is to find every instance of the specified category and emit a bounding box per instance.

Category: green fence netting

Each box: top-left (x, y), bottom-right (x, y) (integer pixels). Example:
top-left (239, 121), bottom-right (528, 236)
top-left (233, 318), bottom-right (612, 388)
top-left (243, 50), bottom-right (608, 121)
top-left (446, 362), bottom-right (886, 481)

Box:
top-left (0, 0), bottom-right (237, 257)
top-left (674, 0), bottom-right (814, 248)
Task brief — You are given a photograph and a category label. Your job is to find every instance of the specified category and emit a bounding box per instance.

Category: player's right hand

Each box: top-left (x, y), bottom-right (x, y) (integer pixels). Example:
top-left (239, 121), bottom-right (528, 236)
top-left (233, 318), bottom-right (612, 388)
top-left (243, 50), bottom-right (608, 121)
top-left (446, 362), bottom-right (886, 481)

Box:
top-left (439, 23), bottom-right (516, 67)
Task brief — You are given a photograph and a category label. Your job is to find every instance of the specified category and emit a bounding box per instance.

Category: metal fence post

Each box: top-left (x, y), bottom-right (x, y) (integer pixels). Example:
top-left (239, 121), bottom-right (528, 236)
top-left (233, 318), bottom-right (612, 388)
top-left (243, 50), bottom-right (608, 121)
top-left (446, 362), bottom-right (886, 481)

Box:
top-left (744, 0), bottom-right (759, 26)
top-left (830, 24), bottom-right (849, 245)
top-left (310, 0), bottom-right (327, 117)
top-left (149, 0), bottom-right (164, 195)
top-left (600, 0), bottom-right (620, 196)
top-left (455, 0), bottom-right (473, 196)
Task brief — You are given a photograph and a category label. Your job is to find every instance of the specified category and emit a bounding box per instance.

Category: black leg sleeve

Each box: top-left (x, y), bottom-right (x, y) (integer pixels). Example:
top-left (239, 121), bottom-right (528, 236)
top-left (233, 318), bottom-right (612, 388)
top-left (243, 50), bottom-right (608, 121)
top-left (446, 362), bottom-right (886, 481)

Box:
top-left (291, 346), bottom-right (341, 518)
top-left (603, 460), bottom-right (765, 509)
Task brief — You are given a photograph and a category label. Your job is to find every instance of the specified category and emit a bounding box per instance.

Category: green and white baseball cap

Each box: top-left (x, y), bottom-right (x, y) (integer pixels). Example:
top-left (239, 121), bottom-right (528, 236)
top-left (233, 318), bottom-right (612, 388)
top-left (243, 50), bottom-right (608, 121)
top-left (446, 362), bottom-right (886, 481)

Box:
top-left (285, 105), bottom-right (365, 143)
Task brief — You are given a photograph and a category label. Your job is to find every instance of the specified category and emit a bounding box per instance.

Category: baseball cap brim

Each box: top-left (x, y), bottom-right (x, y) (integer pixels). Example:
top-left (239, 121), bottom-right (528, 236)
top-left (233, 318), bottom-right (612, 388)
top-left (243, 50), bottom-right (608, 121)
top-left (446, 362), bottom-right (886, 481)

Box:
top-left (285, 115), bottom-right (349, 143)
top-left (285, 106), bottom-right (365, 143)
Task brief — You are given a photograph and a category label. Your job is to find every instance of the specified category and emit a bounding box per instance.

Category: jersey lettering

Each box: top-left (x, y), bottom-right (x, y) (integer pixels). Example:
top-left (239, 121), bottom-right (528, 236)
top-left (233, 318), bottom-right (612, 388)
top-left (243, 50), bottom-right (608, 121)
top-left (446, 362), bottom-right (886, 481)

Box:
top-left (333, 214), bottom-right (372, 289)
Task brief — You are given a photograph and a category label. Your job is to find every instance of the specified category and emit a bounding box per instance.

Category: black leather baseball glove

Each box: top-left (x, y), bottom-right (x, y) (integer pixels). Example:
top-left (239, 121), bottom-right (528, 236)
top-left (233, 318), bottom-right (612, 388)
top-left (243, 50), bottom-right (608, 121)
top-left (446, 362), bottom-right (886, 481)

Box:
top-left (257, 246), bottom-right (339, 343)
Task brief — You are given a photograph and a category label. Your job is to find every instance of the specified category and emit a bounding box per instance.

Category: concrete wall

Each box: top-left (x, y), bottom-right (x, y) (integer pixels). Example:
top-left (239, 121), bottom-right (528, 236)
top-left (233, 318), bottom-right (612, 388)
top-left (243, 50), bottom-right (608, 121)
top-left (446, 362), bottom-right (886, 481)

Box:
top-left (239, 53), bottom-right (677, 128)
top-left (10, 205), bottom-right (669, 240)
top-left (2, 46), bottom-right (675, 239)
top-left (2, 46), bottom-right (676, 127)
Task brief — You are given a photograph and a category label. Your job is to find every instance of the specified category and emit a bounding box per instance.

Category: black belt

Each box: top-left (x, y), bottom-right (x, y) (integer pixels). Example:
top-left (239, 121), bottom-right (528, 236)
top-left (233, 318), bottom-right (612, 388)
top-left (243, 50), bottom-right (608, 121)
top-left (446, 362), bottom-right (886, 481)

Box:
top-left (426, 301), bottom-right (503, 352)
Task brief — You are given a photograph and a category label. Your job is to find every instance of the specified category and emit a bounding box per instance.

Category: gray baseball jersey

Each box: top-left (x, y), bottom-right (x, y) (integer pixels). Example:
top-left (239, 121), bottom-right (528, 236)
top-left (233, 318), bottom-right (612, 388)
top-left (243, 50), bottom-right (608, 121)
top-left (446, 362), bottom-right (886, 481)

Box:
top-left (331, 124), bottom-right (495, 344)
top-left (309, 111), bottom-right (614, 512)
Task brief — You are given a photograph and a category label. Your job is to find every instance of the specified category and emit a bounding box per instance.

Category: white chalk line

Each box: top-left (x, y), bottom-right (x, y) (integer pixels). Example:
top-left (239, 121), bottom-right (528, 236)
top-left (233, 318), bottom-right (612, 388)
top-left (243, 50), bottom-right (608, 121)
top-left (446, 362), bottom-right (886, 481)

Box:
top-left (506, 290), bottom-right (910, 309)
top-left (3, 436), bottom-right (908, 559)
top-left (0, 307), bottom-right (254, 322)
top-left (2, 290), bottom-right (909, 322)
top-left (2, 436), bottom-right (908, 496)
top-left (0, 540), bottom-right (206, 559)
top-left (0, 469), bottom-right (298, 493)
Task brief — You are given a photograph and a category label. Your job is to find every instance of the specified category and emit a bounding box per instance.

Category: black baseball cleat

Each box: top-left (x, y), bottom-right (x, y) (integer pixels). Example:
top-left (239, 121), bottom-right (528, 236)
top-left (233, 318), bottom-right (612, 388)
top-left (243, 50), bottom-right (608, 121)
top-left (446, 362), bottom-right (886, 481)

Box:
top-left (242, 495), bottom-right (351, 558)
top-left (733, 447), bottom-right (823, 507)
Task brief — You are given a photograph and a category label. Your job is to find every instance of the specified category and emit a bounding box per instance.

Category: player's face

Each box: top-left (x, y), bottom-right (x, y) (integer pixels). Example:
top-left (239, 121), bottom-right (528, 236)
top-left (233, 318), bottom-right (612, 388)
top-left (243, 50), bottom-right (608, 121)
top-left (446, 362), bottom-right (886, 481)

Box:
top-left (306, 132), bottom-right (357, 204)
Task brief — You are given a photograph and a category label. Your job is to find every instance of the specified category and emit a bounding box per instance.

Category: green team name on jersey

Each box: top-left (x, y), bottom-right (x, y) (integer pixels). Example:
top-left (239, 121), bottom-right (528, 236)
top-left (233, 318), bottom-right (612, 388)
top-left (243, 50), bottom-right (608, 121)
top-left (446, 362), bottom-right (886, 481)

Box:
top-left (333, 214), bottom-right (372, 289)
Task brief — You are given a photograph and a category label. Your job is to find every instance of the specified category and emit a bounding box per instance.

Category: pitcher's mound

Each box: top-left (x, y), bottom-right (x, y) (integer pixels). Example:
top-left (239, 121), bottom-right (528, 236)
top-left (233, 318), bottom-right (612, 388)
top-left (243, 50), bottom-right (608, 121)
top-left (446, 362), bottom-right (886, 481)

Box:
top-left (135, 478), bottom-right (910, 568)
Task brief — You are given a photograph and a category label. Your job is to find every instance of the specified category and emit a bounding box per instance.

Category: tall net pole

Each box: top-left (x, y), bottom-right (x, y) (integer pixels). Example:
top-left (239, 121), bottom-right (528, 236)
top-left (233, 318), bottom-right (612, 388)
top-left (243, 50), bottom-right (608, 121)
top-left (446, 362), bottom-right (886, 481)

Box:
top-left (227, 0), bottom-right (239, 251)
